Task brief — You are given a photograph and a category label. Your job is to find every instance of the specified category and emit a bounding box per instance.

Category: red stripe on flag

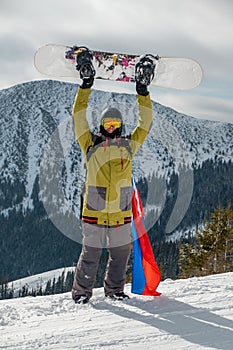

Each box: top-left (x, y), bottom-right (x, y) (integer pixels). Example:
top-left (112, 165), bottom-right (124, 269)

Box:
top-left (132, 181), bottom-right (161, 296)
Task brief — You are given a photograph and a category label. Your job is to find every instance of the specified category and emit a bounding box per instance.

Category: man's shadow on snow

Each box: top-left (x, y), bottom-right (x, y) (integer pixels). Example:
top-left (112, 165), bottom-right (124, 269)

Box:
top-left (94, 295), bottom-right (233, 349)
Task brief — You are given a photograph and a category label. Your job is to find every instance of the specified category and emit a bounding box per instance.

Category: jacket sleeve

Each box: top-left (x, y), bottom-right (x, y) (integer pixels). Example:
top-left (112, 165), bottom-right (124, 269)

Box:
top-left (130, 93), bottom-right (153, 157)
top-left (72, 87), bottom-right (93, 156)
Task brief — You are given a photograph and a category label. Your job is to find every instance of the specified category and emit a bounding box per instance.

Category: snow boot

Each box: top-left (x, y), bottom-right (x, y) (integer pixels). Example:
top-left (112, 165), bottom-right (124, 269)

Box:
top-left (106, 291), bottom-right (130, 301)
top-left (74, 295), bottom-right (90, 305)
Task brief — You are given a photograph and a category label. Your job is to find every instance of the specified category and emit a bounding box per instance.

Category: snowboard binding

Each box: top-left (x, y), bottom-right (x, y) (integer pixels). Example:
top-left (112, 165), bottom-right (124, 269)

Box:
top-left (74, 46), bottom-right (96, 81)
top-left (135, 54), bottom-right (158, 86)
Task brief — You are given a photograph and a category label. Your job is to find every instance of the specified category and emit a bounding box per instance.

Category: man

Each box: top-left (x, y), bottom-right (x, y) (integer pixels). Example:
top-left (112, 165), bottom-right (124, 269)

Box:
top-left (72, 49), bottom-right (154, 304)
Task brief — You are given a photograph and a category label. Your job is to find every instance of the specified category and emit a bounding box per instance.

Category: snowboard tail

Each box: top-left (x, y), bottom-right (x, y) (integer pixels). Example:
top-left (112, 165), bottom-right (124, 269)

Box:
top-left (34, 44), bottom-right (203, 90)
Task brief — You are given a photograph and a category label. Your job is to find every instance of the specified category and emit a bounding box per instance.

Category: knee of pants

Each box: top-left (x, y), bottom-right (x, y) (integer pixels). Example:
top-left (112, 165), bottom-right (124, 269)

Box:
top-left (108, 243), bottom-right (131, 259)
top-left (80, 245), bottom-right (102, 263)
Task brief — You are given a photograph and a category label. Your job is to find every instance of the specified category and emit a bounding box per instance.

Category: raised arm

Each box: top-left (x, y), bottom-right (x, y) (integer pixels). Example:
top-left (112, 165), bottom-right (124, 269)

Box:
top-left (130, 55), bottom-right (155, 156)
top-left (72, 87), bottom-right (93, 155)
top-left (72, 48), bottom-right (96, 156)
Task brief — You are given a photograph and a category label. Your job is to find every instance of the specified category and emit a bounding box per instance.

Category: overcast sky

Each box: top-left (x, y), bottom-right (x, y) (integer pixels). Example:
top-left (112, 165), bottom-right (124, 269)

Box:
top-left (0, 0), bottom-right (232, 123)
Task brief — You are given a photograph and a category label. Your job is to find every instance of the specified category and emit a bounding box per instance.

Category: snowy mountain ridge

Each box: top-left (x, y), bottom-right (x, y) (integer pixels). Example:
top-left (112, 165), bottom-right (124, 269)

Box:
top-left (0, 79), bottom-right (232, 217)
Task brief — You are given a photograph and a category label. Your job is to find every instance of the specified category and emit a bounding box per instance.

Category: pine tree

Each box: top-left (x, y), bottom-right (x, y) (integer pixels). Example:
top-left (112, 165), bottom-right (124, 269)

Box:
top-left (21, 285), bottom-right (29, 297)
top-left (178, 243), bottom-right (200, 278)
top-left (178, 203), bottom-right (233, 278)
top-left (0, 281), bottom-right (7, 299)
top-left (54, 270), bottom-right (66, 294)
top-left (65, 270), bottom-right (74, 292)
top-left (44, 279), bottom-right (52, 295)
top-left (9, 283), bottom-right (14, 299)
top-left (51, 277), bottom-right (56, 294)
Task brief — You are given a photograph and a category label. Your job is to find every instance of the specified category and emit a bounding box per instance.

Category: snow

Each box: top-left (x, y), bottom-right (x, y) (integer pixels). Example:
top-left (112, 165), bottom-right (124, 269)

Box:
top-left (1, 272), bottom-right (233, 349)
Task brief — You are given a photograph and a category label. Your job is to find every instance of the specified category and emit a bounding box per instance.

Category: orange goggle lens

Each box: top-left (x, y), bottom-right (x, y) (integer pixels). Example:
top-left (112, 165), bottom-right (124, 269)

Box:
top-left (102, 118), bottom-right (122, 129)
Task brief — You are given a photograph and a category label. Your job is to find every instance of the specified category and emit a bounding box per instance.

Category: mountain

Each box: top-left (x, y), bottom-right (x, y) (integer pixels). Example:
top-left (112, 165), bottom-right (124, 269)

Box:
top-left (1, 269), bottom-right (233, 350)
top-left (0, 80), bottom-right (233, 282)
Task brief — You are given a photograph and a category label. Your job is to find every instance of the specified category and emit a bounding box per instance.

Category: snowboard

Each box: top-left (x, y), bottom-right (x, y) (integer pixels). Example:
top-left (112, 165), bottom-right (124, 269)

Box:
top-left (34, 44), bottom-right (203, 90)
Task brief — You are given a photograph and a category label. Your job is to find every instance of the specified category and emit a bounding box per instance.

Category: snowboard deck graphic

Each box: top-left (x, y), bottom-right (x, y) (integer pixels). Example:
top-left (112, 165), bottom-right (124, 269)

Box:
top-left (34, 44), bottom-right (203, 90)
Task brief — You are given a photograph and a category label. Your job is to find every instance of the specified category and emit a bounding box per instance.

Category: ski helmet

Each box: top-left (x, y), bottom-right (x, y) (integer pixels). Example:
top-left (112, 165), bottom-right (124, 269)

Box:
top-left (101, 107), bottom-right (123, 124)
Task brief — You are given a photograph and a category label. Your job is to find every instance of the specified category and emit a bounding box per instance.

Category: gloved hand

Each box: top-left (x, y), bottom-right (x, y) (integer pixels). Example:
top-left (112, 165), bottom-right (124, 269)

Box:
top-left (80, 74), bottom-right (95, 89)
top-left (135, 54), bottom-right (156, 96)
top-left (136, 82), bottom-right (149, 96)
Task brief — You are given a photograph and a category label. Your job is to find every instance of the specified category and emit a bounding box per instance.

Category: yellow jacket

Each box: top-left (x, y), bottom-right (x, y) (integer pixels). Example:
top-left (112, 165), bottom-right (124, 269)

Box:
top-left (72, 87), bottom-right (152, 226)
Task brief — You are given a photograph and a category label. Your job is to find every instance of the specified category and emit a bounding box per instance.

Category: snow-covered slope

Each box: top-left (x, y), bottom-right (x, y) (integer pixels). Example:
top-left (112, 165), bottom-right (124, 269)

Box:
top-left (1, 272), bottom-right (232, 350)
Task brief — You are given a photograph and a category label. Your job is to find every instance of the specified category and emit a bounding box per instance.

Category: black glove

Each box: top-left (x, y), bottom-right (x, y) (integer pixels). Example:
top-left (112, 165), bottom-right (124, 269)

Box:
top-left (135, 54), bottom-right (156, 96)
top-left (136, 82), bottom-right (149, 96)
top-left (80, 75), bottom-right (95, 89)
top-left (75, 47), bottom-right (95, 89)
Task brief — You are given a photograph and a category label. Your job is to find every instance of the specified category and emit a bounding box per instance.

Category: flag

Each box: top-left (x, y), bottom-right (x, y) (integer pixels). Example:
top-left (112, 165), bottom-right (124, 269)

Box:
top-left (131, 178), bottom-right (161, 296)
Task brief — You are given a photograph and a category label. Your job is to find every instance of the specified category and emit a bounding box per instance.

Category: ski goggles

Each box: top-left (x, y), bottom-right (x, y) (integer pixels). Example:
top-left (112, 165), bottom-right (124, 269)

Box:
top-left (102, 118), bottom-right (122, 129)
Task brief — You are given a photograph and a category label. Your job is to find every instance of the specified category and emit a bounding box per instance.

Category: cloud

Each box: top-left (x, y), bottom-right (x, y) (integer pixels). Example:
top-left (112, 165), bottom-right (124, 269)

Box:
top-left (153, 90), bottom-right (233, 124)
top-left (0, 35), bottom-right (33, 61)
top-left (0, 35), bottom-right (36, 87)
top-left (0, 0), bottom-right (232, 123)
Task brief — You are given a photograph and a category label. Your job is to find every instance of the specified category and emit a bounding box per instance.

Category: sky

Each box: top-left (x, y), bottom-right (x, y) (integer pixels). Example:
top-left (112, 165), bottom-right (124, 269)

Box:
top-left (0, 0), bottom-right (232, 124)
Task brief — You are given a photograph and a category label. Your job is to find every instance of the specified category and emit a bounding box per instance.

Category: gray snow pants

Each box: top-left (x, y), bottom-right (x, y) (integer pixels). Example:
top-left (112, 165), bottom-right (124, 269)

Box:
top-left (72, 222), bottom-right (131, 299)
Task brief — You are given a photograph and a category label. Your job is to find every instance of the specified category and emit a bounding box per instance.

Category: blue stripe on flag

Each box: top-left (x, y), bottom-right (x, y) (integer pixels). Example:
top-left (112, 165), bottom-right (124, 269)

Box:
top-left (131, 219), bottom-right (146, 294)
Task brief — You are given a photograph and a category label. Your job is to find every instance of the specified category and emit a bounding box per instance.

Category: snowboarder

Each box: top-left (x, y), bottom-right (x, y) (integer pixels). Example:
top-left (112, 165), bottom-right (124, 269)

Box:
top-left (72, 49), bottom-right (154, 304)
